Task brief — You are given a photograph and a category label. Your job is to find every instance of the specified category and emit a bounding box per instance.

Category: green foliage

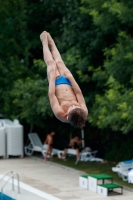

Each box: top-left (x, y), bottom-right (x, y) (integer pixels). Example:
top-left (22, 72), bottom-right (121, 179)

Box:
top-left (0, 0), bottom-right (28, 60)
top-left (0, 0), bottom-right (28, 115)
top-left (104, 32), bottom-right (133, 85)
top-left (105, 137), bottom-right (133, 162)
top-left (90, 77), bottom-right (133, 133)
top-left (80, 0), bottom-right (133, 134)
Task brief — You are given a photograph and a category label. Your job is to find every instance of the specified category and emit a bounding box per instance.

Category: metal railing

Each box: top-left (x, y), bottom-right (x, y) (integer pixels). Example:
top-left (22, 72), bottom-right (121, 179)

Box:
top-left (0, 171), bottom-right (20, 200)
top-left (0, 170), bottom-right (14, 191)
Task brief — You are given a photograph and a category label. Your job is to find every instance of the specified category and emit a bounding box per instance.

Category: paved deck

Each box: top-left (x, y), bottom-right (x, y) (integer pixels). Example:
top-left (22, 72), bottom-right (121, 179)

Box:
top-left (0, 157), bottom-right (133, 200)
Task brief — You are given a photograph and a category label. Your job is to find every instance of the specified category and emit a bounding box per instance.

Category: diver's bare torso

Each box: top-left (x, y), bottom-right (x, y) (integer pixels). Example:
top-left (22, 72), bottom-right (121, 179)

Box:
top-left (55, 84), bottom-right (80, 122)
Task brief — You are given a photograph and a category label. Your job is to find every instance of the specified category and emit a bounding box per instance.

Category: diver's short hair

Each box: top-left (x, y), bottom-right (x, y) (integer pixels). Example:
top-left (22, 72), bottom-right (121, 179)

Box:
top-left (68, 107), bottom-right (87, 129)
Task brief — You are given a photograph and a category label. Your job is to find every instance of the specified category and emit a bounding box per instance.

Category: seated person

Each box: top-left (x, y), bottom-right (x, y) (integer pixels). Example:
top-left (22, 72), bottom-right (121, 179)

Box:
top-left (60, 136), bottom-right (82, 161)
top-left (44, 131), bottom-right (56, 162)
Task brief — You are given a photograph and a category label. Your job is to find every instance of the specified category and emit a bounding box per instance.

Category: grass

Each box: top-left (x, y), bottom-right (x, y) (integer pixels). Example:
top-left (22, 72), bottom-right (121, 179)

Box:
top-left (51, 156), bottom-right (133, 190)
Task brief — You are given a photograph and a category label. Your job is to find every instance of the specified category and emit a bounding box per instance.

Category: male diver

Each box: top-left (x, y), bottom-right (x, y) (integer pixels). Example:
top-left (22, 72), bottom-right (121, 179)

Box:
top-left (40, 31), bottom-right (88, 128)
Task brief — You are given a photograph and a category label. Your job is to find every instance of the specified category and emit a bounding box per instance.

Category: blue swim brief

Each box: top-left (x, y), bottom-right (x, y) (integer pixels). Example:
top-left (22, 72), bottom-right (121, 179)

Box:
top-left (55, 75), bottom-right (72, 86)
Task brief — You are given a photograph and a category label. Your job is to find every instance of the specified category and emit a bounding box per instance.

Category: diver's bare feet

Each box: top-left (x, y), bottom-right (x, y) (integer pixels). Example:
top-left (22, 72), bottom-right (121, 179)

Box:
top-left (47, 32), bottom-right (55, 48)
top-left (40, 31), bottom-right (48, 45)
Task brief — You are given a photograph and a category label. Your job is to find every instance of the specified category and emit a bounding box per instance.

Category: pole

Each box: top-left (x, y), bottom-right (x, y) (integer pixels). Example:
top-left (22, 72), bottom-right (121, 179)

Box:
top-left (81, 129), bottom-right (85, 148)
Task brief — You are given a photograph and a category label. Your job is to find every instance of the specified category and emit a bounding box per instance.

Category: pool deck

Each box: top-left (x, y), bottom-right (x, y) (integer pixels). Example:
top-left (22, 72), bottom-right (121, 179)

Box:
top-left (0, 157), bottom-right (133, 200)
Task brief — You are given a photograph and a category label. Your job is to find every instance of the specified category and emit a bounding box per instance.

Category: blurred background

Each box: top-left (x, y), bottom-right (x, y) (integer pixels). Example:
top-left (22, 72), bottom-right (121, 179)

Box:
top-left (0, 0), bottom-right (133, 161)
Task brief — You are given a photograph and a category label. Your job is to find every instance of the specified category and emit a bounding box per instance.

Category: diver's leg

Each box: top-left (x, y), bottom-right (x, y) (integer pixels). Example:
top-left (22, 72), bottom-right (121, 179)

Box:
top-left (47, 33), bottom-right (71, 75)
top-left (40, 31), bottom-right (60, 80)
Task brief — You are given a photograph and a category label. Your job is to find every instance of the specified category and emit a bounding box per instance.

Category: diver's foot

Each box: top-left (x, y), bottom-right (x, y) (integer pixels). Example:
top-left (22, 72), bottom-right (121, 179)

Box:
top-left (40, 31), bottom-right (48, 45)
top-left (47, 32), bottom-right (55, 48)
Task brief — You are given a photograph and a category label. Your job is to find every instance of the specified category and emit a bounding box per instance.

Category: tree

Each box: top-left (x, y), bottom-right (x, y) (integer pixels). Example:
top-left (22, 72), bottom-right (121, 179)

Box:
top-left (0, 0), bottom-right (29, 115)
top-left (81, 0), bottom-right (133, 133)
